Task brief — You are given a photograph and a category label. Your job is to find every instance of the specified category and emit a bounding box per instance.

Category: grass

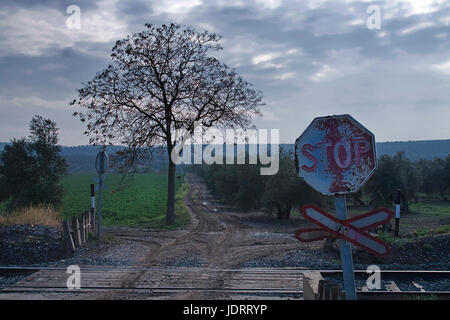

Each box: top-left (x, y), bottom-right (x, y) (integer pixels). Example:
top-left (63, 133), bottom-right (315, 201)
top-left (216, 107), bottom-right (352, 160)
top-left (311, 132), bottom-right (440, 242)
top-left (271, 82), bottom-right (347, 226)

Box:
top-left (378, 231), bottom-right (406, 245)
top-left (415, 225), bottom-right (450, 236)
top-left (409, 201), bottom-right (450, 217)
top-left (0, 205), bottom-right (61, 227)
top-left (61, 172), bottom-right (189, 230)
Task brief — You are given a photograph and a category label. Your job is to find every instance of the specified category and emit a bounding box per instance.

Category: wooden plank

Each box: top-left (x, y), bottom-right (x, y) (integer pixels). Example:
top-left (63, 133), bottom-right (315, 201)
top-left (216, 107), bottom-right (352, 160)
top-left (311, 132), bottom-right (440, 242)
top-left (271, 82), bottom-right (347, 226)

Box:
top-left (4, 268), bottom-right (305, 298)
top-left (317, 279), bottom-right (324, 300)
top-left (83, 211), bottom-right (88, 242)
top-left (79, 215), bottom-right (85, 245)
top-left (84, 211), bottom-right (89, 241)
top-left (62, 221), bottom-right (75, 254)
top-left (71, 216), bottom-right (81, 248)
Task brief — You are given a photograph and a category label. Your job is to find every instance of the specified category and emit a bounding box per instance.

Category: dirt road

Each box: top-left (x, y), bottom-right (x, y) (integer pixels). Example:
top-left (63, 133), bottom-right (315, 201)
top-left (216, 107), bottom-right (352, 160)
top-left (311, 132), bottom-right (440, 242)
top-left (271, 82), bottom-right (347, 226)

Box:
top-left (96, 174), bottom-right (310, 299)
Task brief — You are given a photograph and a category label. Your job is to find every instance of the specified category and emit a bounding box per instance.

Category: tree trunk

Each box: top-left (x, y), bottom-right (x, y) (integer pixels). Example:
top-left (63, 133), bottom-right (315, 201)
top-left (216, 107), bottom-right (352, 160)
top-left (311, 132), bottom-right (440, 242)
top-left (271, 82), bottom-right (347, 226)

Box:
top-left (401, 194), bottom-right (409, 214)
top-left (276, 203), bottom-right (283, 220)
top-left (276, 203), bottom-right (291, 220)
top-left (283, 204), bottom-right (292, 220)
top-left (166, 149), bottom-right (176, 226)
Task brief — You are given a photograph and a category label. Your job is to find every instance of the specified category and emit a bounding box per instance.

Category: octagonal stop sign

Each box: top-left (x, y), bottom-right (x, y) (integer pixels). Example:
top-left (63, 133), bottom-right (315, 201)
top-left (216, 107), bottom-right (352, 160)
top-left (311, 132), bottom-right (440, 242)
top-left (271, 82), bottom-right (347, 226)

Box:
top-left (295, 114), bottom-right (377, 195)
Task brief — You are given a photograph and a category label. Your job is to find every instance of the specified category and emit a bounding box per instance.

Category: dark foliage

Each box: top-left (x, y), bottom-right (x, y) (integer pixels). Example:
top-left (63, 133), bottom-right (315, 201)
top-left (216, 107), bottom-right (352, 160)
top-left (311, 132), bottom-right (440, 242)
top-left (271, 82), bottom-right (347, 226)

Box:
top-left (0, 116), bottom-right (67, 210)
top-left (193, 147), bottom-right (323, 219)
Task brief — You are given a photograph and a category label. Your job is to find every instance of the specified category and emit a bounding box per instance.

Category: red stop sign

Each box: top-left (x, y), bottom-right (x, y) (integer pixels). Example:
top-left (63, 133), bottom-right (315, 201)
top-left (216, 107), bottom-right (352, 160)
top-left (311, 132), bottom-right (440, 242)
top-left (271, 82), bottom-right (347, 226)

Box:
top-left (294, 114), bottom-right (377, 195)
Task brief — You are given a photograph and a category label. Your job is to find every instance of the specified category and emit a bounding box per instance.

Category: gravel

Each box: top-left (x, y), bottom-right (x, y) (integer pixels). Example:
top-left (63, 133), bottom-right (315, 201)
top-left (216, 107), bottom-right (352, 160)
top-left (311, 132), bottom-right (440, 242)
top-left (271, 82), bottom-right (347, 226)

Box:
top-left (0, 274), bottom-right (29, 286)
top-left (0, 225), bottom-right (67, 265)
top-left (243, 248), bottom-right (449, 271)
top-left (248, 232), bottom-right (296, 242)
top-left (324, 274), bottom-right (450, 292)
top-left (163, 256), bottom-right (207, 268)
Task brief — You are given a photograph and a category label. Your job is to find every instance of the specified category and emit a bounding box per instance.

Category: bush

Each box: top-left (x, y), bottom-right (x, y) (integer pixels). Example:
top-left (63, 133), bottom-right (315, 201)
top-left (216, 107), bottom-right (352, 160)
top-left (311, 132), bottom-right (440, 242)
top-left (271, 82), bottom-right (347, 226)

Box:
top-left (0, 116), bottom-right (67, 210)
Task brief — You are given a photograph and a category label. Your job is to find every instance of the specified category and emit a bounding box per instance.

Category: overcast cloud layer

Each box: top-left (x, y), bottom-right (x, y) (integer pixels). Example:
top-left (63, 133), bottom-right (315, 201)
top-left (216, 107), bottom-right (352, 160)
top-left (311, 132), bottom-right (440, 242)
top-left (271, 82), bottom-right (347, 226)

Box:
top-left (0, 0), bottom-right (449, 145)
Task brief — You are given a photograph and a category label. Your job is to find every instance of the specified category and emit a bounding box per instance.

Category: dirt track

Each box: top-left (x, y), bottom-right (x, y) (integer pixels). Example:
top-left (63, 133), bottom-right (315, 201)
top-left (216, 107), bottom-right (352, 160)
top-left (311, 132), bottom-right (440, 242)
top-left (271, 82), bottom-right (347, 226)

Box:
top-left (95, 174), bottom-right (310, 299)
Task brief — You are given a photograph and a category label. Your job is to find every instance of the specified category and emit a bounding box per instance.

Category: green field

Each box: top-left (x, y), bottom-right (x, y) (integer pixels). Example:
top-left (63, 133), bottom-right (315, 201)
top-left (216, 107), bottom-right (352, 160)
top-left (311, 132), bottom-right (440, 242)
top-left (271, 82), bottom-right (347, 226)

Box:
top-left (62, 173), bottom-right (190, 229)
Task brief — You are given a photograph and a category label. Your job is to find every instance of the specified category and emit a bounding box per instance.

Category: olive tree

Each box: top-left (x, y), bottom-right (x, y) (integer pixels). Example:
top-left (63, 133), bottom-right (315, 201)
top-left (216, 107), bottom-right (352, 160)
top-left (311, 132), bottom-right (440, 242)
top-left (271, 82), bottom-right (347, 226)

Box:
top-left (71, 23), bottom-right (264, 225)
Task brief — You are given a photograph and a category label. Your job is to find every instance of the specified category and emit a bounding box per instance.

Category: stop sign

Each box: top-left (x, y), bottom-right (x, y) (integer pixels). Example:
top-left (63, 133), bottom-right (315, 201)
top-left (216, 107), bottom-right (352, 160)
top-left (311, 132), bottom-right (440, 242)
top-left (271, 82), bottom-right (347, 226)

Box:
top-left (294, 114), bottom-right (377, 195)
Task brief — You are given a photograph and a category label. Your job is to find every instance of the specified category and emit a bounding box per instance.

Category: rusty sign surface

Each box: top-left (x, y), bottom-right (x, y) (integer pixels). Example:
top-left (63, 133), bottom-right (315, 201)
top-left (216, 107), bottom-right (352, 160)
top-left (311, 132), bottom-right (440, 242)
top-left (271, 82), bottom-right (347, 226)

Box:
top-left (294, 114), bottom-right (377, 195)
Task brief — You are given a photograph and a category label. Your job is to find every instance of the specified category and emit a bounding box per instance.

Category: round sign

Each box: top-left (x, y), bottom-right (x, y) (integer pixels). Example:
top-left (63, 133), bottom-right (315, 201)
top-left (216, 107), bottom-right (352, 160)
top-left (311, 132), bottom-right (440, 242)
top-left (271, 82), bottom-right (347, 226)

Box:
top-left (294, 114), bottom-right (377, 195)
top-left (95, 149), bottom-right (109, 174)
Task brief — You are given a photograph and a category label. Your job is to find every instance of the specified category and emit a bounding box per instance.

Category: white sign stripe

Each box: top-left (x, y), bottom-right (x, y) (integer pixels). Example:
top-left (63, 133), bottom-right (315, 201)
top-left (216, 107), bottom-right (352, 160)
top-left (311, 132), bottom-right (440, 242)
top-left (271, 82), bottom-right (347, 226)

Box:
top-left (346, 228), bottom-right (387, 255)
top-left (348, 211), bottom-right (390, 229)
top-left (395, 204), bottom-right (400, 219)
top-left (305, 208), bottom-right (341, 231)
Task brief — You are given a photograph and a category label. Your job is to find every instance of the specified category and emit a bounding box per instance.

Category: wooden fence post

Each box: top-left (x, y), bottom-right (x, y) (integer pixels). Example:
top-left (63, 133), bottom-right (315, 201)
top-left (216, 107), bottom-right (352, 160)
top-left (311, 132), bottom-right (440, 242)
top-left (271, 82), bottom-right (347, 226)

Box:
top-left (84, 211), bottom-right (89, 240)
top-left (85, 211), bottom-right (90, 241)
top-left (72, 216), bottom-right (81, 248)
top-left (62, 220), bottom-right (75, 253)
top-left (79, 215), bottom-right (86, 245)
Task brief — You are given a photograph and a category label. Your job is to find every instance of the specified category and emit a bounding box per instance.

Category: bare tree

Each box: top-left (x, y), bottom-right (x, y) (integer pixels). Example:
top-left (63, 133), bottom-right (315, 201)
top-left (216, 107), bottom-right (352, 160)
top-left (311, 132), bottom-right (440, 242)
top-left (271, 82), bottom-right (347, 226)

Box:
top-left (71, 23), bottom-right (264, 225)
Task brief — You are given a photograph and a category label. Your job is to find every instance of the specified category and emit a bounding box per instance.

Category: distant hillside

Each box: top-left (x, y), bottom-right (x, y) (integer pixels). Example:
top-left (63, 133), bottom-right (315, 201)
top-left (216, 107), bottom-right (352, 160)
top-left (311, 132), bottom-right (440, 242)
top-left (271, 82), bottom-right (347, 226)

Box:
top-left (0, 139), bottom-right (449, 174)
top-left (375, 140), bottom-right (450, 161)
top-left (60, 145), bottom-right (169, 174)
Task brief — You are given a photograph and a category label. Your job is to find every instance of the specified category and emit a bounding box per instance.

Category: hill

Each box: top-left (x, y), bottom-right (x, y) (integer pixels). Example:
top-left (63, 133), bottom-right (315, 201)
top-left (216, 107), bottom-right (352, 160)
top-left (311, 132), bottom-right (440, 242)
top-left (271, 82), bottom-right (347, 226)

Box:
top-left (375, 140), bottom-right (450, 161)
top-left (1, 139), bottom-right (449, 174)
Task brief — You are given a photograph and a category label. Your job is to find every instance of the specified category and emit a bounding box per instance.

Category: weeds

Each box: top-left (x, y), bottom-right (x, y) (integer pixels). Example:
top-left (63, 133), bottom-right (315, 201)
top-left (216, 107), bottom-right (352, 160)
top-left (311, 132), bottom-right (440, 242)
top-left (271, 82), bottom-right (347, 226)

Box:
top-left (0, 205), bottom-right (61, 227)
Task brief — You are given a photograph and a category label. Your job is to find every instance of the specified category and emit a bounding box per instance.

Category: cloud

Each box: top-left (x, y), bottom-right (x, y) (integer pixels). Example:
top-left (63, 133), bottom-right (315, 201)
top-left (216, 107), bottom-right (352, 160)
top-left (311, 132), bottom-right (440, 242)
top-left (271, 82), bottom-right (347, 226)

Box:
top-left (398, 21), bottom-right (435, 35)
top-left (432, 60), bottom-right (450, 75)
top-left (6, 95), bottom-right (70, 111)
top-left (151, 0), bottom-right (202, 20)
top-left (273, 72), bottom-right (295, 80)
top-left (0, 0), bottom-right (449, 145)
top-left (261, 110), bottom-right (280, 121)
top-left (252, 52), bottom-right (281, 65)
top-left (255, 0), bottom-right (283, 10)
top-left (0, 0), bottom-right (127, 57)
top-left (309, 64), bottom-right (339, 82)
top-left (402, 0), bottom-right (446, 16)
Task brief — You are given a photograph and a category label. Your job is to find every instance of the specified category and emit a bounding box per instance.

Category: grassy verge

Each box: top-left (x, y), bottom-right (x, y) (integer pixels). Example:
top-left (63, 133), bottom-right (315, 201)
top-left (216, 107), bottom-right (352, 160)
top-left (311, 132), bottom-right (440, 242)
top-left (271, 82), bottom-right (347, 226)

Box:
top-left (409, 201), bottom-right (450, 217)
top-left (61, 172), bottom-right (190, 230)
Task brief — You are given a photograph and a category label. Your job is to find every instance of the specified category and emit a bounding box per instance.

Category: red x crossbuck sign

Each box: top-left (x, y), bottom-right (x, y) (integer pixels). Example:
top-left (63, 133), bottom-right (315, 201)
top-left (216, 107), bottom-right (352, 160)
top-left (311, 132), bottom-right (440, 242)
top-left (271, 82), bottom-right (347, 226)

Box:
top-left (295, 205), bottom-right (394, 256)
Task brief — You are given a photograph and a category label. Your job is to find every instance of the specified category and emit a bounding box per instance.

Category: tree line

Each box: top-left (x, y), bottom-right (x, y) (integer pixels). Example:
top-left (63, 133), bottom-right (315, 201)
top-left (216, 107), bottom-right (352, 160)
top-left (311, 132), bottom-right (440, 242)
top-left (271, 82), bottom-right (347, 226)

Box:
top-left (192, 148), bottom-right (450, 219)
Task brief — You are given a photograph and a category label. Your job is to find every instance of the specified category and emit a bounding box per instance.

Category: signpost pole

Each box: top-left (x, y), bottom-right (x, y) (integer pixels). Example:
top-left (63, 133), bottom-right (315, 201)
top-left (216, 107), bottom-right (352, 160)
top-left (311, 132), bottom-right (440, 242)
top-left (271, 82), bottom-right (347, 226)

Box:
top-left (335, 195), bottom-right (357, 300)
top-left (97, 173), bottom-right (103, 240)
top-left (394, 189), bottom-right (401, 237)
top-left (95, 147), bottom-right (108, 241)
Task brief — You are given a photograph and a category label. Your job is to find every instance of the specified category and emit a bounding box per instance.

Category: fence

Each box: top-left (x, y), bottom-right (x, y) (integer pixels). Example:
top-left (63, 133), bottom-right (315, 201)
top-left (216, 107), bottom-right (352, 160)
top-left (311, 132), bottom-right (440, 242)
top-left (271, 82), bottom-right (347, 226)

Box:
top-left (61, 184), bottom-right (96, 254)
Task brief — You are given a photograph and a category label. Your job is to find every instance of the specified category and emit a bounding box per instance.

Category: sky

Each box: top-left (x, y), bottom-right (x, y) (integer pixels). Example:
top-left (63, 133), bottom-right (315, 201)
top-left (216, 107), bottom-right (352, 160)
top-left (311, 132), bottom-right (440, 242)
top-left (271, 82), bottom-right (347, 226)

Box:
top-left (0, 0), bottom-right (449, 145)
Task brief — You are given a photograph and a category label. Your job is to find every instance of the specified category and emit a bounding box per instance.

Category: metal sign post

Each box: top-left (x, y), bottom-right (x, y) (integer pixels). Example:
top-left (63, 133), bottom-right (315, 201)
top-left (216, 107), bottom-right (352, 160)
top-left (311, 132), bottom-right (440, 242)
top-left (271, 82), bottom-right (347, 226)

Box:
top-left (394, 189), bottom-right (401, 237)
top-left (335, 195), bottom-right (357, 300)
top-left (95, 147), bottom-right (108, 240)
top-left (294, 114), bottom-right (379, 300)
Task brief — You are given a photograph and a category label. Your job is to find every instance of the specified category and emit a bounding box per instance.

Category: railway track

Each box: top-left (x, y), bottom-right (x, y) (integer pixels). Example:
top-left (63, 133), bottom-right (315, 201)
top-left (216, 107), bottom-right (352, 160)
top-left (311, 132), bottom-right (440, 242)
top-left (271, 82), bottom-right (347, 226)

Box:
top-left (1, 266), bottom-right (449, 299)
top-left (0, 266), bottom-right (305, 299)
